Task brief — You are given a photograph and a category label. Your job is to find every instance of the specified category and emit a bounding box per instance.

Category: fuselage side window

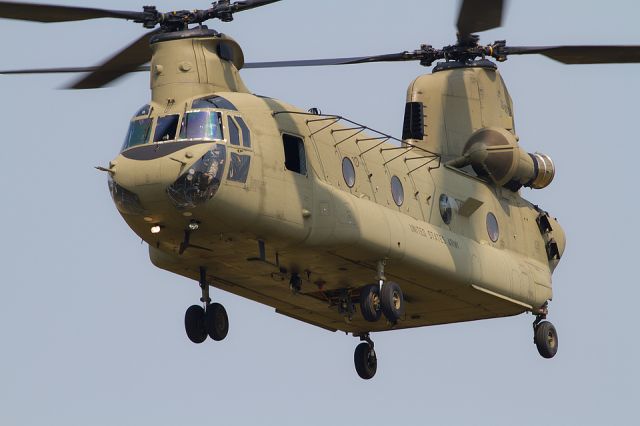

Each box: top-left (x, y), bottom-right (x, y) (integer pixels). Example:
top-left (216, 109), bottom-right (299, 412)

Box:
top-left (235, 116), bottom-right (251, 148)
top-left (122, 118), bottom-right (153, 151)
top-left (282, 134), bottom-right (307, 175)
top-left (154, 114), bottom-right (180, 142)
top-left (228, 116), bottom-right (240, 146)
top-left (180, 111), bottom-right (223, 140)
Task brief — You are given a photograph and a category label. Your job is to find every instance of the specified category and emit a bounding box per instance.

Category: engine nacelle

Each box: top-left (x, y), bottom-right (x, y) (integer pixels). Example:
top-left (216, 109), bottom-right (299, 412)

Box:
top-left (460, 127), bottom-right (555, 190)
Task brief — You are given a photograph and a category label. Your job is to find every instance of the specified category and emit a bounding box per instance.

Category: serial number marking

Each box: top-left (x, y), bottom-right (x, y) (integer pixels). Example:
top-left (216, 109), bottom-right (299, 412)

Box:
top-left (409, 224), bottom-right (460, 249)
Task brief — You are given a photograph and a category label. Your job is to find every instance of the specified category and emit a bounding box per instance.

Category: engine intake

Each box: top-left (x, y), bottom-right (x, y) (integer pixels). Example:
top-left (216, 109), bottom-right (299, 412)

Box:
top-left (455, 127), bottom-right (555, 190)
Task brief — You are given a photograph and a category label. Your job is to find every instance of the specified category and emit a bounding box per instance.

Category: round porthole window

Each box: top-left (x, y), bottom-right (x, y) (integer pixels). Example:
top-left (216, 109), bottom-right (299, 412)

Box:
top-left (342, 157), bottom-right (355, 188)
top-left (391, 175), bottom-right (404, 206)
top-left (487, 212), bottom-right (499, 242)
top-left (439, 194), bottom-right (452, 224)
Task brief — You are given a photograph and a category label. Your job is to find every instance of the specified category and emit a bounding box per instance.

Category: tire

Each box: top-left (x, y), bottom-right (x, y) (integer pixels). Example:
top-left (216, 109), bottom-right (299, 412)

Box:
top-left (359, 284), bottom-right (382, 322)
top-left (205, 303), bottom-right (229, 341)
top-left (534, 321), bottom-right (558, 359)
top-left (185, 305), bottom-right (207, 344)
top-left (354, 343), bottom-right (377, 380)
top-left (380, 281), bottom-right (405, 322)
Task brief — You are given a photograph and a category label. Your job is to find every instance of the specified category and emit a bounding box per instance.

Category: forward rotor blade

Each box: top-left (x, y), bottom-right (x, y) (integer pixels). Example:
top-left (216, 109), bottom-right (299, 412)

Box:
top-left (0, 65), bottom-right (150, 75)
top-left (244, 52), bottom-right (413, 69)
top-left (457, 0), bottom-right (505, 36)
top-left (0, 1), bottom-right (144, 23)
top-left (66, 30), bottom-right (159, 89)
top-left (505, 45), bottom-right (640, 64)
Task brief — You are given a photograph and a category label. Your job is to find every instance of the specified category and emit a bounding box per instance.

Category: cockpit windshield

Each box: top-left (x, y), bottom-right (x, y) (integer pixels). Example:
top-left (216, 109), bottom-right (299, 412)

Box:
top-left (122, 118), bottom-right (152, 151)
top-left (179, 111), bottom-right (223, 140)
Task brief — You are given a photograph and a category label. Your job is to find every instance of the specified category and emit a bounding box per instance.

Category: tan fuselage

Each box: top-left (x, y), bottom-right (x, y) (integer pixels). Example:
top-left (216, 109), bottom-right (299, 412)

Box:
top-left (108, 30), bottom-right (565, 334)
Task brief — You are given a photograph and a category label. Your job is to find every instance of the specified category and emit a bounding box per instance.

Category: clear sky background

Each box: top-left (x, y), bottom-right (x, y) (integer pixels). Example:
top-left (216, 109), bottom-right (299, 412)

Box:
top-left (1, 1), bottom-right (639, 425)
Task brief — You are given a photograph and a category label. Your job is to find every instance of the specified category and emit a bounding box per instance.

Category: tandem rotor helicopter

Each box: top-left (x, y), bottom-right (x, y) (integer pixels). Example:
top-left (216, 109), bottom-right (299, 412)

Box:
top-left (2, 0), bottom-right (640, 380)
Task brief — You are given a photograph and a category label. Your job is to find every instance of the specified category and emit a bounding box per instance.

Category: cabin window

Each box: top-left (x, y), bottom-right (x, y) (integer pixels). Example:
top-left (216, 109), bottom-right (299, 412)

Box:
top-left (342, 157), bottom-right (356, 188)
top-left (192, 95), bottom-right (237, 111)
top-left (154, 114), bottom-right (180, 142)
top-left (282, 134), bottom-right (307, 175)
top-left (391, 175), bottom-right (404, 206)
top-left (228, 153), bottom-right (251, 183)
top-left (402, 102), bottom-right (424, 140)
top-left (487, 212), bottom-right (499, 242)
top-left (179, 111), bottom-right (223, 140)
top-left (122, 118), bottom-right (152, 151)
top-left (236, 116), bottom-right (251, 148)
top-left (228, 116), bottom-right (240, 146)
top-left (439, 194), bottom-right (453, 224)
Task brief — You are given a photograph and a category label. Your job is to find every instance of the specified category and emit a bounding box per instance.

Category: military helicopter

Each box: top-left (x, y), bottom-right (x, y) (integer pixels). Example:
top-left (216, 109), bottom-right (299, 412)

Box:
top-left (2, 0), bottom-right (640, 380)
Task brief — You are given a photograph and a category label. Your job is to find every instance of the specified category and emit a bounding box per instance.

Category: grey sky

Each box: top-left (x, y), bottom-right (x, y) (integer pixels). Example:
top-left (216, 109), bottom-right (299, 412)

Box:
top-left (1, 1), bottom-right (639, 425)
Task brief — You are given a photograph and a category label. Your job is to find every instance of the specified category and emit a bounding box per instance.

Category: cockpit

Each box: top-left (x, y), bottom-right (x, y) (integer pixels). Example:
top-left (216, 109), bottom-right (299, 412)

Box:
top-left (113, 95), bottom-right (253, 213)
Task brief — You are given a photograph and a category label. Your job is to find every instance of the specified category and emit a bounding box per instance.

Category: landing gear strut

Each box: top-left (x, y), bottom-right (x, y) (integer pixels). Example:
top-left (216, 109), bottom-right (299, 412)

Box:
top-left (532, 306), bottom-right (558, 359)
top-left (184, 267), bottom-right (229, 343)
top-left (354, 333), bottom-right (377, 380)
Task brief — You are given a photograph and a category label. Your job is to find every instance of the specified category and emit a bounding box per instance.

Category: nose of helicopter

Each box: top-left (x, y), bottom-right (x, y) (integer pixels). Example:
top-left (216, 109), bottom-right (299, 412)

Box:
top-left (107, 142), bottom-right (222, 217)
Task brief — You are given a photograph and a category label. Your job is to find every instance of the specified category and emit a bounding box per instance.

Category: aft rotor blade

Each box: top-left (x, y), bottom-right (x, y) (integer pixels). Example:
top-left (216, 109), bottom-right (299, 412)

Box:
top-left (457, 0), bottom-right (505, 36)
top-left (244, 52), bottom-right (413, 69)
top-left (231, 0), bottom-right (282, 13)
top-left (505, 45), bottom-right (640, 64)
top-left (67, 30), bottom-right (159, 89)
top-left (0, 1), bottom-right (144, 23)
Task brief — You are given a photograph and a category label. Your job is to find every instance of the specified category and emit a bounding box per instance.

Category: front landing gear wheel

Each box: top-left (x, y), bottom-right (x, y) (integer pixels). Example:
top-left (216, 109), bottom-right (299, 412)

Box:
top-left (380, 281), bottom-right (405, 322)
top-left (205, 302), bottom-right (229, 341)
top-left (534, 321), bottom-right (558, 359)
top-left (359, 284), bottom-right (382, 322)
top-left (354, 342), bottom-right (377, 380)
top-left (185, 305), bottom-right (207, 344)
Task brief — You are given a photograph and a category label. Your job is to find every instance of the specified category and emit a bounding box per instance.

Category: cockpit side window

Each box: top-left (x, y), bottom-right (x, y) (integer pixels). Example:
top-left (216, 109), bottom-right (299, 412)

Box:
top-left (122, 118), bottom-right (152, 151)
top-left (235, 116), bottom-right (251, 148)
top-left (179, 111), bottom-right (223, 140)
top-left (227, 116), bottom-right (240, 146)
top-left (154, 114), bottom-right (180, 142)
top-left (192, 95), bottom-right (238, 111)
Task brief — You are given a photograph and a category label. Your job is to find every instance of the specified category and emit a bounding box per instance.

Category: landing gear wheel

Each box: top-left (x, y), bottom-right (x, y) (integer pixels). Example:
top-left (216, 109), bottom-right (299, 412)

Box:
top-left (185, 305), bottom-right (207, 344)
top-left (380, 281), bottom-right (405, 322)
top-left (205, 302), bottom-right (229, 341)
top-left (354, 342), bottom-right (377, 380)
top-left (534, 321), bottom-right (558, 359)
top-left (359, 284), bottom-right (382, 322)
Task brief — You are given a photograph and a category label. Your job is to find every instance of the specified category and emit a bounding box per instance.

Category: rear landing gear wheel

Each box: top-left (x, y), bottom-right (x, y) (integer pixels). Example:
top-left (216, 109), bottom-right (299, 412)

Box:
top-left (205, 302), bottom-right (229, 341)
top-left (380, 281), bottom-right (405, 323)
top-left (534, 321), bottom-right (558, 359)
top-left (185, 305), bottom-right (207, 344)
top-left (354, 342), bottom-right (377, 380)
top-left (359, 284), bottom-right (382, 322)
